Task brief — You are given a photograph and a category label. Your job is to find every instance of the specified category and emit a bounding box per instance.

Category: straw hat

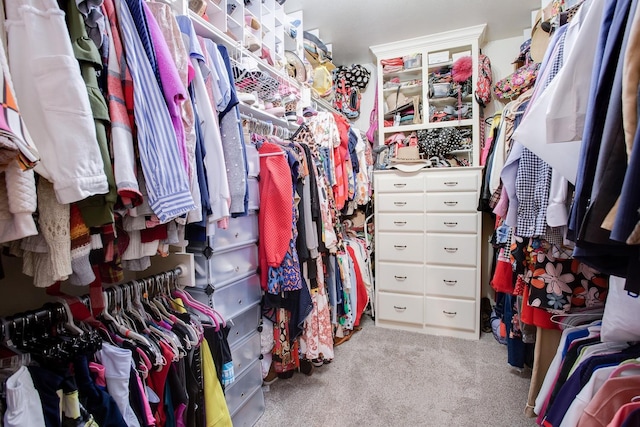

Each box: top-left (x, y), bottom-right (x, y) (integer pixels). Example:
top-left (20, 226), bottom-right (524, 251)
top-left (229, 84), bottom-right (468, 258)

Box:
top-left (530, 9), bottom-right (550, 63)
top-left (284, 51), bottom-right (306, 83)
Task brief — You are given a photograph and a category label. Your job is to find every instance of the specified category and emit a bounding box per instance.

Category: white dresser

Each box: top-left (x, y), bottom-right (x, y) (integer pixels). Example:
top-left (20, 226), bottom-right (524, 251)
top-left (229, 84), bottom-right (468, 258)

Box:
top-left (374, 167), bottom-right (482, 340)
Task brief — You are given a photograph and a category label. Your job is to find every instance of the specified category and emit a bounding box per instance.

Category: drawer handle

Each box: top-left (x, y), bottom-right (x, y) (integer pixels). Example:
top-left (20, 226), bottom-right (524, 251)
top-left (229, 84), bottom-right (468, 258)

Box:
top-left (234, 266), bottom-right (240, 272)
top-left (444, 201), bottom-right (458, 206)
top-left (234, 232), bottom-right (239, 238)
top-left (394, 275), bottom-right (407, 281)
top-left (444, 181), bottom-right (458, 186)
top-left (393, 305), bottom-right (407, 311)
top-left (443, 280), bottom-right (457, 286)
top-left (394, 221), bottom-right (407, 226)
top-left (394, 183), bottom-right (407, 188)
top-left (394, 201), bottom-right (407, 206)
top-left (238, 299), bottom-right (243, 305)
top-left (444, 222), bottom-right (458, 227)
top-left (394, 245), bottom-right (407, 250)
top-left (443, 310), bottom-right (457, 316)
top-left (444, 247), bottom-right (458, 253)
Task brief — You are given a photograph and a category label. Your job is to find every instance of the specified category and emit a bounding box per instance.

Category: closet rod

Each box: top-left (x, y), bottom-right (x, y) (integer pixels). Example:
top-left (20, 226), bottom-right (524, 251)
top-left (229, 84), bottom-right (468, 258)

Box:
top-left (240, 113), bottom-right (292, 139)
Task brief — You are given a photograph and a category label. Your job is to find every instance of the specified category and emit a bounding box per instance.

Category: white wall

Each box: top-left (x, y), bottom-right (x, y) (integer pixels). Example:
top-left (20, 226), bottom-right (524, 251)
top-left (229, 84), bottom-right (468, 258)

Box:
top-left (483, 35), bottom-right (526, 117)
top-left (350, 63), bottom-right (376, 133)
top-left (478, 34), bottom-right (525, 302)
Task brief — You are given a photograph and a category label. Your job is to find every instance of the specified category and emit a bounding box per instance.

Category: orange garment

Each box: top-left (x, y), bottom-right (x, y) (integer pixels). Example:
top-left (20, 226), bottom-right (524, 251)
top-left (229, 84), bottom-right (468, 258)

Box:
top-left (258, 142), bottom-right (293, 290)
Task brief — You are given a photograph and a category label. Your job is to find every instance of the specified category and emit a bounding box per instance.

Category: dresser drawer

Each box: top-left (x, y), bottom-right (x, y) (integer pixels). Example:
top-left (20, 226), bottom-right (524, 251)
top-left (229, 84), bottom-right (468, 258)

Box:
top-left (426, 213), bottom-right (478, 234)
top-left (424, 296), bottom-right (475, 332)
top-left (375, 172), bottom-right (424, 193)
top-left (377, 262), bottom-right (424, 294)
top-left (377, 293), bottom-right (424, 325)
top-left (377, 233), bottom-right (425, 263)
top-left (426, 234), bottom-right (477, 267)
top-left (377, 213), bottom-right (424, 232)
top-left (247, 177), bottom-right (259, 211)
top-left (425, 171), bottom-right (479, 192)
top-left (209, 244), bottom-right (258, 286)
top-left (211, 214), bottom-right (258, 250)
top-left (376, 193), bottom-right (424, 213)
top-left (213, 274), bottom-right (262, 320)
top-left (226, 303), bottom-right (261, 348)
top-left (426, 192), bottom-right (477, 213)
top-left (426, 266), bottom-right (476, 299)
top-left (230, 331), bottom-right (261, 378)
top-left (225, 359), bottom-right (262, 416)
top-left (229, 386), bottom-right (264, 424)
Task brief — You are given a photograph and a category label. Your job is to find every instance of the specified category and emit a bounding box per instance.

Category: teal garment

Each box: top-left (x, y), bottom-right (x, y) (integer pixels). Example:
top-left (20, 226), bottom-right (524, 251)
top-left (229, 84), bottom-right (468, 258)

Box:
top-left (64, 0), bottom-right (116, 227)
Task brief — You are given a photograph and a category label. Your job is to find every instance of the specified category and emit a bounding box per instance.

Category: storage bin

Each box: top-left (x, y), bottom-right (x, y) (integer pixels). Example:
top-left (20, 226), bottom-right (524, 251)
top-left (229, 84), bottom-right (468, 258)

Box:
top-left (431, 82), bottom-right (450, 98)
top-left (403, 54), bottom-right (422, 69)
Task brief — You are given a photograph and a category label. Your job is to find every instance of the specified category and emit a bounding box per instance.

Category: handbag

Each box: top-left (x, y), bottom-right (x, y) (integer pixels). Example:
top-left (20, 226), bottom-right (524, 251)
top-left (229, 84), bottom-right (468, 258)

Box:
top-left (366, 86), bottom-right (378, 143)
top-left (493, 61), bottom-right (540, 101)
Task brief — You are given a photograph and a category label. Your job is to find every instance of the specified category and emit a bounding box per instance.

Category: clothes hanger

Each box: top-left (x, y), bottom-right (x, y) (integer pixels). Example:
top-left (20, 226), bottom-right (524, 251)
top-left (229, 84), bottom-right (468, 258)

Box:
top-left (162, 271), bottom-right (200, 346)
top-left (549, 311), bottom-right (603, 329)
top-left (51, 298), bottom-right (84, 335)
top-left (609, 360), bottom-right (640, 379)
top-left (101, 288), bottom-right (154, 350)
top-left (171, 288), bottom-right (222, 330)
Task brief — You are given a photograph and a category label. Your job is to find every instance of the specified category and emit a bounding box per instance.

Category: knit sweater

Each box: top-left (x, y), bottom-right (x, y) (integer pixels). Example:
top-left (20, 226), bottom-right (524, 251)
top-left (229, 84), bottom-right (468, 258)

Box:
top-left (0, 159), bottom-right (38, 244)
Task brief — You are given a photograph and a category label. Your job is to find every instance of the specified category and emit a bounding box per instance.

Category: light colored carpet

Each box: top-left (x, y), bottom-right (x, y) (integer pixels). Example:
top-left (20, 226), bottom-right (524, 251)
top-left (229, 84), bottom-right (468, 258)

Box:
top-left (256, 316), bottom-right (537, 427)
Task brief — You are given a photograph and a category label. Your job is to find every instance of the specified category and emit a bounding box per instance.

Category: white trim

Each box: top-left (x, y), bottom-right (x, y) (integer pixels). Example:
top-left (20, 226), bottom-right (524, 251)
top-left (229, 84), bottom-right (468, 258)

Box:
top-left (370, 24), bottom-right (487, 58)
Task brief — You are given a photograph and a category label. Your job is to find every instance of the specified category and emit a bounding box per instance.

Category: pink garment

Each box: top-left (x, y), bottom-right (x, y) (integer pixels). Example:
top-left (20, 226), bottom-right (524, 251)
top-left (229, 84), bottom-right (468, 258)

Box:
top-left (175, 403), bottom-right (187, 427)
top-left (493, 186), bottom-right (509, 218)
top-left (607, 401), bottom-right (640, 427)
top-left (577, 374), bottom-right (640, 427)
top-left (89, 362), bottom-right (107, 388)
top-left (142, 2), bottom-right (188, 175)
top-left (135, 370), bottom-right (156, 427)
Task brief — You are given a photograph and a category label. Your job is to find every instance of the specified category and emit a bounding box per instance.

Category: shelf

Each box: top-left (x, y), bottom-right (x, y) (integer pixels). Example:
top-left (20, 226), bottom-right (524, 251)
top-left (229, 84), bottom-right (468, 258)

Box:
top-left (382, 67), bottom-right (422, 78)
top-left (383, 84), bottom-right (422, 95)
top-left (382, 123), bottom-right (424, 133)
top-left (428, 60), bottom-right (453, 70)
top-left (227, 14), bottom-right (242, 30)
top-left (206, 0), bottom-right (223, 13)
top-left (190, 11), bottom-right (299, 91)
top-left (238, 102), bottom-right (290, 128)
top-left (428, 95), bottom-right (473, 106)
top-left (191, 11), bottom-right (238, 45)
top-left (449, 148), bottom-right (473, 154)
top-left (382, 119), bottom-right (474, 134)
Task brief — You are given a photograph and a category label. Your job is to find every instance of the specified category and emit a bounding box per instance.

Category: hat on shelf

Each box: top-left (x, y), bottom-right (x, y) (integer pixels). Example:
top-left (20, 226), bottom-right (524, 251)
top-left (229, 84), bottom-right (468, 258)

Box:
top-left (303, 106), bottom-right (318, 117)
top-left (390, 145), bottom-right (429, 172)
top-left (284, 51), bottom-right (307, 83)
top-left (237, 92), bottom-right (257, 105)
top-left (530, 9), bottom-right (551, 63)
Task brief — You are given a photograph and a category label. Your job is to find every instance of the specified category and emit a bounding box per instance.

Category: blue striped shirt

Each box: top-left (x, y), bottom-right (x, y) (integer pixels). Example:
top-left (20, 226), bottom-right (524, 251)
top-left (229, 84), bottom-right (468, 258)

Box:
top-left (116, 0), bottom-right (195, 222)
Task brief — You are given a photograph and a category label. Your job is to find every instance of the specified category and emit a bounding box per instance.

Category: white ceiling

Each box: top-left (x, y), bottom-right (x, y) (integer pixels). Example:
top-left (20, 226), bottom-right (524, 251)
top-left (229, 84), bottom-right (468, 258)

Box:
top-left (283, 0), bottom-right (540, 65)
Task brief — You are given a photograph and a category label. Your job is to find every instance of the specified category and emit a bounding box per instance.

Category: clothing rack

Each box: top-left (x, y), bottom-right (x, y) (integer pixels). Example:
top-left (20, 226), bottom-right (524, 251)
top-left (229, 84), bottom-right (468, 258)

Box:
top-left (241, 112), bottom-right (293, 139)
top-left (2, 266), bottom-right (184, 345)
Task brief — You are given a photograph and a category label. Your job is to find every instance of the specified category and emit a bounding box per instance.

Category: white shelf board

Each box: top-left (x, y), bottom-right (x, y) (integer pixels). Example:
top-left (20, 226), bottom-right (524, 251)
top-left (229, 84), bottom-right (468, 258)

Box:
top-left (382, 67), bottom-right (422, 78)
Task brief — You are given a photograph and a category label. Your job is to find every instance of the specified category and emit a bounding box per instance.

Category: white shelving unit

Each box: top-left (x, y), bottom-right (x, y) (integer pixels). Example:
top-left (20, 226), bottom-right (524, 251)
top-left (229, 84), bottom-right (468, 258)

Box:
top-left (370, 25), bottom-right (487, 341)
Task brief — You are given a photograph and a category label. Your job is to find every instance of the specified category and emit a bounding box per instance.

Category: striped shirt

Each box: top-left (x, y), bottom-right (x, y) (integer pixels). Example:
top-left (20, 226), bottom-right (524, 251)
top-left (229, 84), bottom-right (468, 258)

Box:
top-left (116, 0), bottom-right (194, 222)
